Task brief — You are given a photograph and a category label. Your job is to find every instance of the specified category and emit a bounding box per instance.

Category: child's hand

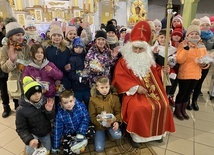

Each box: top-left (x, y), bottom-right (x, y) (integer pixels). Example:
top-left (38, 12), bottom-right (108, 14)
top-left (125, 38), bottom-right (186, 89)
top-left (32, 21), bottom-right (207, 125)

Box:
top-left (45, 98), bottom-right (54, 111)
top-left (29, 139), bottom-right (39, 148)
top-left (162, 65), bottom-right (170, 74)
top-left (8, 46), bottom-right (18, 62)
top-left (55, 80), bottom-right (61, 86)
top-left (64, 63), bottom-right (71, 71)
top-left (153, 46), bottom-right (159, 54)
top-left (182, 40), bottom-right (188, 47)
top-left (111, 46), bottom-right (119, 57)
top-left (112, 122), bottom-right (119, 131)
top-left (45, 65), bottom-right (52, 72)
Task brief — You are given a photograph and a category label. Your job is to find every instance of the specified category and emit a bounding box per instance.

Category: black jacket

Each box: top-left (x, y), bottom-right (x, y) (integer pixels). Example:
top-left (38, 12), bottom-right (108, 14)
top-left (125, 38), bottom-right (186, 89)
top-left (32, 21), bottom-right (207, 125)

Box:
top-left (0, 32), bottom-right (8, 78)
top-left (15, 95), bottom-right (55, 145)
top-left (69, 50), bottom-right (90, 90)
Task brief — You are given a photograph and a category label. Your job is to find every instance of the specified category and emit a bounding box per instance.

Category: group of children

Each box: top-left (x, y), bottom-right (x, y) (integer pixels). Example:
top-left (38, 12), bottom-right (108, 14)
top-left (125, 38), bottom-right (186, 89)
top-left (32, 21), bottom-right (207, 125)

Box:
top-left (1, 13), bottom-right (214, 154)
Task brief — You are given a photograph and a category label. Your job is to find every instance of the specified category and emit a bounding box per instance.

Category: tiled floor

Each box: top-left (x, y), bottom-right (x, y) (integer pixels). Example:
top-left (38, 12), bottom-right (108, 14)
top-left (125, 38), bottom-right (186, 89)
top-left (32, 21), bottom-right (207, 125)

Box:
top-left (1, 67), bottom-right (214, 155)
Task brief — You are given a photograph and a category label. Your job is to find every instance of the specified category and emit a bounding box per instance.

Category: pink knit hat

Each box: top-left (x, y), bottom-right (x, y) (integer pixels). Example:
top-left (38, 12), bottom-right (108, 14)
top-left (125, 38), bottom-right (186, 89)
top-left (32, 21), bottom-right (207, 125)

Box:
top-left (65, 26), bottom-right (76, 37)
top-left (172, 14), bottom-right (183, 24)
top-left (210, 16), bottom-right (214, 22)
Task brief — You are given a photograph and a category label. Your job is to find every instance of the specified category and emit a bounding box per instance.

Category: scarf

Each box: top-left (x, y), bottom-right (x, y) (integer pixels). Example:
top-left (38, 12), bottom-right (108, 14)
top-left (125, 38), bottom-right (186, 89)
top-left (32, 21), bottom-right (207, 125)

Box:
top-left (201, 30), bottom-right (214, 40)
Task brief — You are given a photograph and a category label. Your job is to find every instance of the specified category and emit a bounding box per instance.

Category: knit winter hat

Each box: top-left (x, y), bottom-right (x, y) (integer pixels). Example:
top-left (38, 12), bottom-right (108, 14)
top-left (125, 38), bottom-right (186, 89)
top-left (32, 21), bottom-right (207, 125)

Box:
top-left (172, 14), bottom-right (183, 24)
top-left (119, 27), bottom-right (127, 33)
top-left (210, 16), bottom-right (214, 22)
top-left (50, 21), bottom-right (61, 28)
top-left (95, 30), bottom-right (107, 40)
top-left (186, 19), bottom-right (201, 36)
top-left (171, 24), bottom-right (183, 38)
top-left (23, 76), bottom-right (42, 100)
top-left (105, 21), bottom-right (116, 34)
top-left (73, 37), bottom-right (84, 48)
top-left (50, 25), bottom-right (64, 38)
top-left (25, 15), bottom-right (35, 29)
top-left (65, 26), bottom-right (76, 37)
top-left (5, 17), bottom-right (25, 38)
top-left (200, 16), bottom-right (211, 26)
top-left (153, 19), bottom-right (162, 27)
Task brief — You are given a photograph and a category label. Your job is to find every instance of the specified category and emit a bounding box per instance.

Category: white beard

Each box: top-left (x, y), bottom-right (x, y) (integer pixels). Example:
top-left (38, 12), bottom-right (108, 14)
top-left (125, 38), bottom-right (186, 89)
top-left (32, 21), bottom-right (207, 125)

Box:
top-left (120, 42), bottom-right (156, 79)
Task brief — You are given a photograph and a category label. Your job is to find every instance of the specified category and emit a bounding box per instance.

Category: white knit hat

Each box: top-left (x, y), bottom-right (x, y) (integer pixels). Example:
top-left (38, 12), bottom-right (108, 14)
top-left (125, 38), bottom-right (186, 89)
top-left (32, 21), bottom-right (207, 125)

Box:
top-left (25, 15), bottom-right (35, 29)
top-left (153, 19), bottom-right (162, 27)
top-left (200, 16), bottom-right (211, 26)
top-left (5, 18), bottom-right (25, 38)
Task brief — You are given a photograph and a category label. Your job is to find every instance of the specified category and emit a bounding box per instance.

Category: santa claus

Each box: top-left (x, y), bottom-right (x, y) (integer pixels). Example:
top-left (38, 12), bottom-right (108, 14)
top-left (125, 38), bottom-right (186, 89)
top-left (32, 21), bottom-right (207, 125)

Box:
top-left (112, 21), bottom-right (175, 147)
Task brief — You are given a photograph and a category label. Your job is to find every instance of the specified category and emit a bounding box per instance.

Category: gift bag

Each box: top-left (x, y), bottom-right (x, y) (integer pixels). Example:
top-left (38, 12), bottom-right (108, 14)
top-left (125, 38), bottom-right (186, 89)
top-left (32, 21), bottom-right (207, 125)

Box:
top-left (7, 80), bottom-right (22, 98)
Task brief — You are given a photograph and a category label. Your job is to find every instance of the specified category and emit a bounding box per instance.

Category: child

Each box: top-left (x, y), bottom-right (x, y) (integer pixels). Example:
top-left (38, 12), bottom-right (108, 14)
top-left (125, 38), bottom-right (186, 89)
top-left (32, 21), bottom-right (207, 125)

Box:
top-left (189, 17), bottom-right (214, 111)
top-left (51, 90), bottom-right (90, 155)
top-left (210, 16), bottom-right (214, 33)
top-left (105, 20), bottom-right (119, 50)
top-left (16, 76), bottom-right (55, 155)
top-left (151, 30), bottom-right (177, 106)
top-left (24, 15), bottom-right (41, 46)
top-left (89, 76), bottom-right (122, 152)
top-left (174, 20), bottom-right (209, 120)
top-left (69, 37), bottom-right (90, 106)
top-left (64, 25), bottom-right (77, 49)
top-left (153, 19), bottom-right (162, 35)
top-left (118, 27), bottom-right (127, 46)
top-left (45, 25), bottom-right (72, 90)
top-left (84, 30), bottom-right (118, 87)
top-left (22, 44), bottom-right (63, 98)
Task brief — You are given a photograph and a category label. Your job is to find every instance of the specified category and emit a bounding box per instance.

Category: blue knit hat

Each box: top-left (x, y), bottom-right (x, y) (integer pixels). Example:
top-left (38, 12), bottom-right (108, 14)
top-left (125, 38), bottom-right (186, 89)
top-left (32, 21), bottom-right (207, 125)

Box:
top-left (73, 37), bottom-right (84, 48)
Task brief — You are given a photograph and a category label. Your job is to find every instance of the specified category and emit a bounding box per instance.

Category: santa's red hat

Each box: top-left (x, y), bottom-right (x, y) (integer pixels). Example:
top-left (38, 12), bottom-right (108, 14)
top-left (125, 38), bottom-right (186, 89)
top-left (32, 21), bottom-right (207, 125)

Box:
top-left (130, 21), bottom-right (151, 47)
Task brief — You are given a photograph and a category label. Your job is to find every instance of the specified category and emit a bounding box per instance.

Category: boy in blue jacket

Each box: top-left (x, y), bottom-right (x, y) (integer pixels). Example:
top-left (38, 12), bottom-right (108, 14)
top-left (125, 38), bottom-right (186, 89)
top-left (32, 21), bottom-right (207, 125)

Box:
top-left (51, 90), bottom-right (91, 154)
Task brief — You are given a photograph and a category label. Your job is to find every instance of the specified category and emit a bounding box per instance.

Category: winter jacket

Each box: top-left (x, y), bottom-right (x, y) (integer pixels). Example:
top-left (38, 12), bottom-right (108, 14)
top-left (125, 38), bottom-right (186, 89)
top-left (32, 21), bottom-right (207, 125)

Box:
top-left (88, 86), bottom-right (122, 130)
top-left (22, 59), bottom-right (63, 98)
top-left (84, 45), bottom-right (118, 87)
top-left (16, 95), bottom-right (55, 145)
top-left (69, 50), bottom-right (89, 90)
top-left (0, 44), bottom-right (30, 98)
top-left (45, 45), bottom-right (72, 90)
top-left (0, 32), bottom-right (8, 78)
top-left (52, 100), bottom-right (90, 149)
top-left (176, 41), bottom-right (208, 80)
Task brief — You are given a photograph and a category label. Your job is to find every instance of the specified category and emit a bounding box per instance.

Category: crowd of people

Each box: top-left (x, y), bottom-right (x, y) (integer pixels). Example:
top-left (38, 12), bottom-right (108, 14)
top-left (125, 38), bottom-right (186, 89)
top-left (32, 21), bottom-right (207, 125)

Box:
top-left (0, 12), bottom-right (214, 154)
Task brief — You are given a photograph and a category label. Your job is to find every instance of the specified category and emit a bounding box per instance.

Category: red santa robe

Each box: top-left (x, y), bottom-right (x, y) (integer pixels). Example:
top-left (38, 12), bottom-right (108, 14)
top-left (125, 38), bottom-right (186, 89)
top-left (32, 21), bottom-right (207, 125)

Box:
top-left (112, 57), bottom-right (175, 142)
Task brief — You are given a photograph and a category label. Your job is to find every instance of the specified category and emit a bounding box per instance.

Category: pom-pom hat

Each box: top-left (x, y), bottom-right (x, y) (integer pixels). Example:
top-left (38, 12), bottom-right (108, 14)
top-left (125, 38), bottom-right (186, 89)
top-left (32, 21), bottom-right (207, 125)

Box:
top-left (210, 16), bottom-right (214, 22)
top-left (105, 21), bottom-right (116, 34)
top-left (25, 15), bottom-right (35, 29)
top-left (73, 37), bottom-right (84, 48)
top-left (153, 19), bottom-right (162, 27)
top-left (50, 25), bottom-right (64, 38)
top-left (130, 21), bottom-right (151, 47)
top-left (23, 76), bottom-right (42, 100)
top-left (171, 24), bottom-right (183, 38)
top-left (186, 19), bottom-right (201, 36)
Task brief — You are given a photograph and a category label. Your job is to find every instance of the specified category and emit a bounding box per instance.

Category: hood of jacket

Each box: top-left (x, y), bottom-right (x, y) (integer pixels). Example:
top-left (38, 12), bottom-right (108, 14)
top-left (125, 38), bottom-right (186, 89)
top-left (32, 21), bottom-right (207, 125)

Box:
top-left (19, 94), bottom-right (47, 108)
top-left (28, 59), bottom-right (49, 69)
